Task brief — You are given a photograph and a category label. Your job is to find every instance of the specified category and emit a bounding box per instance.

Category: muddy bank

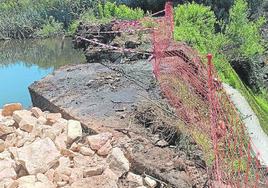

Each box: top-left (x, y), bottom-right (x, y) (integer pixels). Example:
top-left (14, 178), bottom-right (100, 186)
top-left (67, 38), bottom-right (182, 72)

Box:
top-left (29, 60), bottom-right (208, 187)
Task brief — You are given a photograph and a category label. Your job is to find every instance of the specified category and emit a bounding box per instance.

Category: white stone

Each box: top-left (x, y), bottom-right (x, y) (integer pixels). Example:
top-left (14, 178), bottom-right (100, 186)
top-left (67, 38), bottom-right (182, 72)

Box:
top-left (46, 113), bottom-right (62, 125)
top-left (80, 146), bottom-right (95, 156)
top-left (83, 165), bottom-right (104, 177)
top-left (71, 168), bottom-right (118, 188)
top-left (2, 103), bottom-right (23, 116)
top-left (0, 139), bottom-right (5, 152)
top-left (4, 133), bottom-right (17, 148)
top-left (126, 172), bottom-right (144, 186)
top-left (69, 168), bottom-right (83, 184)
top-left (55, 133), bottom-right (67, 150)
top-left (67, 120), bottom-right (82, 144)
top-left (0, 151), bottom-right (17, 181)
top-left (144, 177), bottom-right (157, 188)
top-left (13, 110), bottom-right (32, 124)
top-left (17, 137), bottom-right (60, 175)
top-left (87, 132), bottom-right (112, 151)
top-left (18, 115), bottom-right (38, 133)
top-left (108, 147), bottom-right (130, 178)
top-left (37, 116), bottom-right (47, 125)
top-left (31, 107), bottom-right (43, 118)
top-left (36, 173), bottom-right (55, 188)
top-left (0, 124), bottom-right (15, 137)
top-left (97, 140), bottom-right (112, 156)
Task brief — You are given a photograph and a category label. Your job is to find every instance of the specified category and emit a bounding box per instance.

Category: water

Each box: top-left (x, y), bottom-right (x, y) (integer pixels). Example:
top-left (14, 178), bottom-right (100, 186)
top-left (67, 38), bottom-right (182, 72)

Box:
top-left (0, 37), bottom-right (86, 108)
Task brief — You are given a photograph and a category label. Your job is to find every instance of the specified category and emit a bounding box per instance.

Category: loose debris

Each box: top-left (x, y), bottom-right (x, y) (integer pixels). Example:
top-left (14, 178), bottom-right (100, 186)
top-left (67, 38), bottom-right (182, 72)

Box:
top-left (0, 103), bottom-right (162, 188)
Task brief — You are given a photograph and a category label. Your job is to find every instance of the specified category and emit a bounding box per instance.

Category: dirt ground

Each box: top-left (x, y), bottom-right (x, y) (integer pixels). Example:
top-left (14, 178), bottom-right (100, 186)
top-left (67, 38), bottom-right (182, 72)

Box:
top-left (29, 60), bottom-right (209, 187)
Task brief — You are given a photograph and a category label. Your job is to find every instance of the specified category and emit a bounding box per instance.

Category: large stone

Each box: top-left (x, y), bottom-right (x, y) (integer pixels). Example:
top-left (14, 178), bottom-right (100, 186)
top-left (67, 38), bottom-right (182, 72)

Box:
top-left (13, 110), bottom-right (32, 124)
top-left (108, 147), bottom-right (130, 178)
top-left (36, 173), bottom-right (55, 188)
top-left (97, 140), bottom-right (112, 156)
top-left (0, 139), bottom-right (5, 152)
top-left (126, 172), bottom-right (144, 186)
top-left (18, 116), bottom-right (38, 133)
top-left (0, 151), bottom-right (17, 181)
top-left (55, 133), bottom-right (67, 150)
top-left (0, 117), bottom-right (15, 127)
top-left (69, 168), bottom-right (83, 184)
top-left (83, 165), bottom-right (104, 177)
top-left (4, 133), bottom-right (18, 148)
top-left (17, 138), bottom-right (60, 175)
top-left (67, 120), bottom-right (82, 144)
top-left (73, 154), bottom-right (92, 168)
top-left (16, 175), bottom-right (51, 188)
top-left (0, 124), bottom-right (15, 137)
top-left (87, 132), bottom-right (112, 151)
top-left (46, 113), bottom-right (62, 125)
top-left (71, 168), bottom-right (118, 188)
top-left (2, 103), bottom-right (23, 116)
top-left (144, 177), bottom-right (157, 188)
top-left (31, 107), bottom-right (43, 118)
top-left (80, 146), bottom-right (95, 156)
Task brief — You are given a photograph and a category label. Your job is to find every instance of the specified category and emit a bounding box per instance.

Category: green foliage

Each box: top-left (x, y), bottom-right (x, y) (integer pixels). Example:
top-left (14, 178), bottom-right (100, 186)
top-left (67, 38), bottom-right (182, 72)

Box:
top-left (173, 1), bottom-right (268, 133)
top-left (98, 2), bottom-right (144, 20)
top-left (0, 0), bottom-right (99, 39)
top-left (35, 17), bottom-right (64, 38)
top-left (173, 2), bottom-right (228, 72)
top-left (225, 0), bottom-right (266, 60)
top-left (114, 4), bottom-right (144, 20)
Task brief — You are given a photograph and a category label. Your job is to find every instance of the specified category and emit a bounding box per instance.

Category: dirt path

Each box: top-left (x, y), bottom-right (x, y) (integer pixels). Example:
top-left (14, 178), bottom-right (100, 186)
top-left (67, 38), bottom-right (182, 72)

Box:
top-left (223, 83), bottom-right (268, 167)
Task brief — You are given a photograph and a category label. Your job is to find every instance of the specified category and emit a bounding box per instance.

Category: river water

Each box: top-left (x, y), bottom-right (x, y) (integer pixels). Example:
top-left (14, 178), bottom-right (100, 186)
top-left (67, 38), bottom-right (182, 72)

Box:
top-left (0, 37), bottom-right (86, 108)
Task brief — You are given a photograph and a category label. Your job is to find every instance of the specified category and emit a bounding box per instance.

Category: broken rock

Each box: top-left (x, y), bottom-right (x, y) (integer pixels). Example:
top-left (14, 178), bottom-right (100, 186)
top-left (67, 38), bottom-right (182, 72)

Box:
top-left (97, 140), bottom-right (112, 156)
top-left (46, 113), bottom-right (62, 125)
top-left (126, 172), bottom-right (144, 186)
top-left (0, 139), bottom-right (5, 152)
top-left (2, 103), bottom-right (23, 116)
top-left (87, 132), bottom-right (112, 151)
top-left (67, 120), bottom-right (82, 144)
top-left (0, 124), bottom-right (14, 137)
top-left (0, 151), bottom-right (17, 181)
top-left (17, 137), bottom-right (60, 175)
top-left (108, 147), bottom-right (130, 178)
top-left (144, 177), bottom-right (157, 188)
top-left (80, 146), bottom-right (95, 156)
top-left (13, 110), bottom-right (32, 124)
top-left (31, 107), bottom-right (43, 118)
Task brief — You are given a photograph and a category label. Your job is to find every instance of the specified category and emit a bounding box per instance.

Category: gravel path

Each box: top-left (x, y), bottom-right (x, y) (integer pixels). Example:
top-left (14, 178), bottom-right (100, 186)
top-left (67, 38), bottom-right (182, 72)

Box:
top-left (223, 83), bottom-right (268, 167)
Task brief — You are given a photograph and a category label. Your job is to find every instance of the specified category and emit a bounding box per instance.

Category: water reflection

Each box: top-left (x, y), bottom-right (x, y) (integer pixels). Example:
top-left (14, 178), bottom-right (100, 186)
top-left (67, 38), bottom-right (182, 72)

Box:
top-left (0, 37), bottom-right (86, 107)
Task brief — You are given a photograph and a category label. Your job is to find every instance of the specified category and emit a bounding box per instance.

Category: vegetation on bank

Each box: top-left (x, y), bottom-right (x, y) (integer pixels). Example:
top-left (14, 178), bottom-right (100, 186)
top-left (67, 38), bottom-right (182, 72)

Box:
top-left (0, 0), bottom-right (145, 39)
top-left (173, 0), bottom-right (268, 133)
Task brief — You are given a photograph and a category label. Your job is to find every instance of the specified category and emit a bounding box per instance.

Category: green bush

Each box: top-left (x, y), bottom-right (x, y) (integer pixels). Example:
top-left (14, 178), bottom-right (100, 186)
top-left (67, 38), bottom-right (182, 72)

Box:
top-left (173, 1), bottom-right (268, 133)
top-left (34, 17), bottom-right (64, 38)
top-left (98, 2), bottom-right (144, 20)
top-left (0, 0), bottom-right (99, 39)
top-left (225, 0), bottom-right (265, 60)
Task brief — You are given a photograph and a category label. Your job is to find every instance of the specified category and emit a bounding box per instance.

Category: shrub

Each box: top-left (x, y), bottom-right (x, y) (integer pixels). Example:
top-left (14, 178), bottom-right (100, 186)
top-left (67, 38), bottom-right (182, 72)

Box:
top-left (225, 0), bottom-right (266, 60)
top-left (173, 2), bottom-right (228, 72)
top-left (98, 2), bottom-right (144, 20)
top-left (114, 4), bottom-right (144, 20)
top-left (34, 17), bottom-right (64, 38)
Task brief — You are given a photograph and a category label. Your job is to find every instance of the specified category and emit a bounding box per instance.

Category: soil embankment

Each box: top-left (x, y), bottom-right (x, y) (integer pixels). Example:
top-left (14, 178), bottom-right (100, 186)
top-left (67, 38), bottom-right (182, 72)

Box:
top-left (28, 23), bottom-right (209, 187)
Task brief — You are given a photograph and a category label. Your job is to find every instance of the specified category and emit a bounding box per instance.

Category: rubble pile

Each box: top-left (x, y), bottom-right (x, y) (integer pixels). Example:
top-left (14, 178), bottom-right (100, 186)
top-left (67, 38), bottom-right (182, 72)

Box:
top-left (0, 103), bottom-right (158, 188)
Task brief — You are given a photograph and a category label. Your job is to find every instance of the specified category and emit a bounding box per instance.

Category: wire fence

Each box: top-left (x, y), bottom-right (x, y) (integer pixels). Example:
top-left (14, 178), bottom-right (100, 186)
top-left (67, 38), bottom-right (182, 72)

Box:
top-left (151, 1), bottom-right (268, 187)
top-left (77, 0), bottom-right (268, 186)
